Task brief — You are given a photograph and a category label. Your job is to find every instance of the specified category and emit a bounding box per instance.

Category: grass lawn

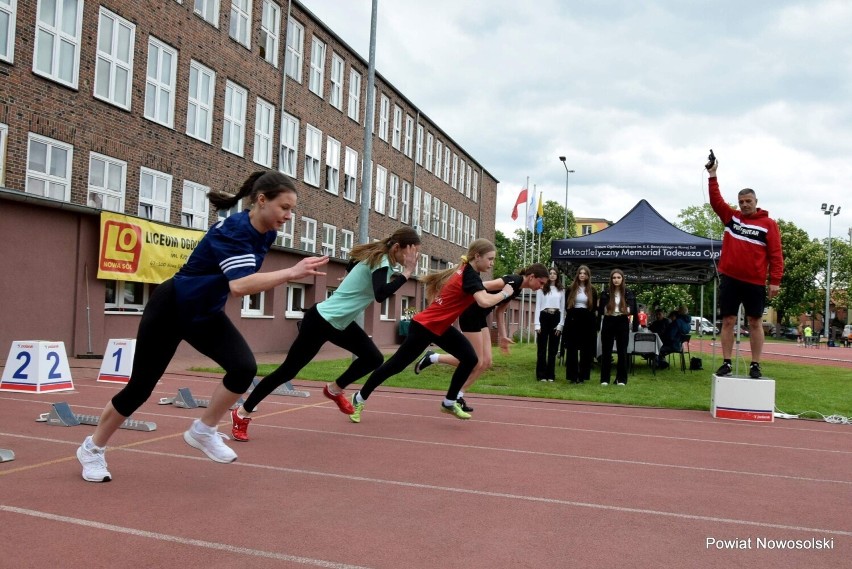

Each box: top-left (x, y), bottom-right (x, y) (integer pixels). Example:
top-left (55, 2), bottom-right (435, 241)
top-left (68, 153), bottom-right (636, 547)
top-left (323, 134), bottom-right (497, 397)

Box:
top-left (203, 343), bottom-right (852, 420)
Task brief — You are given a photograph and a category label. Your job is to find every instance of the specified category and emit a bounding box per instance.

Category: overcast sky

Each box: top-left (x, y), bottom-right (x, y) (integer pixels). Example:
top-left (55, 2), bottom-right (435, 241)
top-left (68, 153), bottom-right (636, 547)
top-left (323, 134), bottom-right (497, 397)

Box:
top-left (300, 0), bottom-right (852, 242)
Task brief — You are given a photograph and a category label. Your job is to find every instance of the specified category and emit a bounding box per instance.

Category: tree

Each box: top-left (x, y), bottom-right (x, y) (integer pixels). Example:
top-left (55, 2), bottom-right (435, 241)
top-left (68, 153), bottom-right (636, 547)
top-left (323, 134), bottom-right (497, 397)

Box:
top-left (676, 203), bottom-right (726, 239)
top-left (493, 230), bottom-right (520, 277)
top-left (511, 200), bottom-right (576, 270)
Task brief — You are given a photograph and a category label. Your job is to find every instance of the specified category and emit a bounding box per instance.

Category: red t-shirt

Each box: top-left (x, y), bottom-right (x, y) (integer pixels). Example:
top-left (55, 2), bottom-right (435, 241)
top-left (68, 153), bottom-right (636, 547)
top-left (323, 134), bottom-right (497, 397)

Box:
top-left (414, 264), bottom-right (486, 335)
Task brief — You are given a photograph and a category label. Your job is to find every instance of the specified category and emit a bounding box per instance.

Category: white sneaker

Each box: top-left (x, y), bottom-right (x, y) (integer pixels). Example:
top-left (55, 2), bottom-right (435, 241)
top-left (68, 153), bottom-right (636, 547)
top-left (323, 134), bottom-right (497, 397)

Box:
top-left (77, 436), bottom-right (112, 482)
top-left (183, 420), bottom-right (237, 463)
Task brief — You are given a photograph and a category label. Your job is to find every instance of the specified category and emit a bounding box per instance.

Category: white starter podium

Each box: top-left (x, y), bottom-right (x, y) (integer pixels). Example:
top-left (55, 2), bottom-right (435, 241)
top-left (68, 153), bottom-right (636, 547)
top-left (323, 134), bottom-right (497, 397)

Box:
top-left (711, 375), bottom-right (775, 422)
top-left (0, 341), bottom-right (74, 393)
top-left (97, 339), bottom-right (136, 384)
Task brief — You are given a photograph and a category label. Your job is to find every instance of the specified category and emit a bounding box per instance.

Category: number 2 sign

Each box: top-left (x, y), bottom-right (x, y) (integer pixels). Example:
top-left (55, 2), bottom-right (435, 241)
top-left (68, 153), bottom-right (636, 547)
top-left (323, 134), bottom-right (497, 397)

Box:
top-left (0, 341), bottom-right (74, 393)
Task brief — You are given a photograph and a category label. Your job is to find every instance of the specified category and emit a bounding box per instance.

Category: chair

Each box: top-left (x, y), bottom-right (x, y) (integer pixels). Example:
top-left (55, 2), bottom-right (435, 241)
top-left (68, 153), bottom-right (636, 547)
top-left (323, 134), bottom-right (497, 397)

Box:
top-left (667, 334), bottom-right (691, 373)
top-left (631, 332), bottom-right (659, 375)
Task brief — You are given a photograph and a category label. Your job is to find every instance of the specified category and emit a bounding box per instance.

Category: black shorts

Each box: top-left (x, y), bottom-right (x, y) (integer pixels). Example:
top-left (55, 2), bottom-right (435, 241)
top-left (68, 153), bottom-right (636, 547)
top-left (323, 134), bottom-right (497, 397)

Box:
top-left (719, 274), bottom-right (765, 318)
top-left (458, 305), bottom-right (488, 332)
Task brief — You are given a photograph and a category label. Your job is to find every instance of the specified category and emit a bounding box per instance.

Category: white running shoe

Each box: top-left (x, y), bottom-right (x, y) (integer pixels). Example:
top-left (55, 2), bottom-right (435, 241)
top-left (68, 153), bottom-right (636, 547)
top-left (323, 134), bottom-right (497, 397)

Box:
top-left (77, 436), bottom-right (112, 482)
top-left (183, 420), bottom-right (237, 463)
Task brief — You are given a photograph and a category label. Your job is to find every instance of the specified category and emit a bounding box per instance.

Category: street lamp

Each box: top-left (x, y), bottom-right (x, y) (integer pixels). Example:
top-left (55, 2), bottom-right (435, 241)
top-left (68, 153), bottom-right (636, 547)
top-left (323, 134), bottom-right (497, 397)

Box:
top-left (559, 156), bottom-right (574, 238)
top-left (821, 203), bottom-right (842, 339)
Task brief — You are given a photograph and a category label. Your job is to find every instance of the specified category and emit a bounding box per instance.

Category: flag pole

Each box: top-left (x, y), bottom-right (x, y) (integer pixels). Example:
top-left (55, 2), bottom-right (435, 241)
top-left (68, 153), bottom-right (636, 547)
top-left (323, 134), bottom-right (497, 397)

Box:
top-left (520, 177), bottom-right (529, 341)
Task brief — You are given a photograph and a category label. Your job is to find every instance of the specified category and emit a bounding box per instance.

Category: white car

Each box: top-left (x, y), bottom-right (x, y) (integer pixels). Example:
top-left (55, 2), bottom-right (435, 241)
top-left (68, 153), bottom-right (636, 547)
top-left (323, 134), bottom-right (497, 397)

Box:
top-left (691, 316), bottom-right (717, 335)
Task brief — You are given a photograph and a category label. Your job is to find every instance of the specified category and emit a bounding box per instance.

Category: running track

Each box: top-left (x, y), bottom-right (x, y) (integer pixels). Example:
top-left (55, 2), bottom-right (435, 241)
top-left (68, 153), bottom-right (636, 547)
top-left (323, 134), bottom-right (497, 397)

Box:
top-left (0, 355), bottom-right (849, 568)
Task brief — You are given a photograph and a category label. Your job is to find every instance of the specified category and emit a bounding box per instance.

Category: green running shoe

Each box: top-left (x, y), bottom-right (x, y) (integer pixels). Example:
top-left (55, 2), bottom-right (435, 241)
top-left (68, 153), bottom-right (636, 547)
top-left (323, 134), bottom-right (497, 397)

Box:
top-left (349, 394), bottom-right (364, 423)
top-left (440, 401), bottom-right (471, 420)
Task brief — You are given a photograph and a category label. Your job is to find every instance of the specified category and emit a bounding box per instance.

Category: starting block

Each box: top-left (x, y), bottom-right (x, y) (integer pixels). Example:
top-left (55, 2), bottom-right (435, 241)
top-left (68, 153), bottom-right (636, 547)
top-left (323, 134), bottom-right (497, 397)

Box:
top-left (97, 339), bottom-right (136, 383)
top-left (250, 377), bottom-right (310, 398)
top-left (711, 374), bottom-right (775, 422)
top-left (1, 340), bottom-right (74, 393)
top-left (158, 387), bottom-right (244, 410)
top-left (36, 402), bottom-right (156, 431)
top-left (0, 449), bottom-right (14, 462)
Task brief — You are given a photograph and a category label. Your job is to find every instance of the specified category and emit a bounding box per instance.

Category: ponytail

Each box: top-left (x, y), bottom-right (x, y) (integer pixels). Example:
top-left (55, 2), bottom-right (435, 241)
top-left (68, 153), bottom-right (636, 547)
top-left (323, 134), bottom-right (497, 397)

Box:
top-left (349, 226), bottom-right (421, 269)
top-left (208, 170), bottom-right (297, 210)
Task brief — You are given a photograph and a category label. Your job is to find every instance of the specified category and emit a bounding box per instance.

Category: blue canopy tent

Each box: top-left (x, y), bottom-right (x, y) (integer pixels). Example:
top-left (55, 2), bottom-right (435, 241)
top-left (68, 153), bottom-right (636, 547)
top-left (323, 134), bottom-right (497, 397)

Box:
top-left (551, 200), bottom-right (722, 284)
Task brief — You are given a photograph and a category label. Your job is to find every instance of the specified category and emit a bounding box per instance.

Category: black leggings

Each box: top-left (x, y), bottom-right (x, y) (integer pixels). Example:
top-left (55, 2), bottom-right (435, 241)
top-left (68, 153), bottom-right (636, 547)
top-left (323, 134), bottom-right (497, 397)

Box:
top-left (564, 308), bottom-right (596, 382)
top-left (600, 315), bottom-right (629, 384)
top-left (536, 311), bottom-right (561, 380)
top-left (355, 321), bottom-right (477, 401)
top-left (111, 279), bottom-right (257, 417)
top-left (243, 305), bottom-right (384, 412)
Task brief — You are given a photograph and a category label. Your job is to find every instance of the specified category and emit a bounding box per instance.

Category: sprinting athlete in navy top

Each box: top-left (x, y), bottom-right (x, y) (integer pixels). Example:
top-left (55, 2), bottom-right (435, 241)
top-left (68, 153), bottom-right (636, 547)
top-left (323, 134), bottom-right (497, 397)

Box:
top-left (229, 226), bottom-right (421, 441)
top-left (413, 264), bottom-right (549, 412)
top-left (342, 238), bottom-right (515, 423)
top-left (76, 171), bottom-right (328, 483)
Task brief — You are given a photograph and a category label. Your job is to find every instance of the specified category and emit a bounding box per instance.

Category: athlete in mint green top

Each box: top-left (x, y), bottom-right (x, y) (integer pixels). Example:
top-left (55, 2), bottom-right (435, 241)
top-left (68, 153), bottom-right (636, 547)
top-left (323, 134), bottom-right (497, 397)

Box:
top-left (232, 227), bottom-right (420, 441)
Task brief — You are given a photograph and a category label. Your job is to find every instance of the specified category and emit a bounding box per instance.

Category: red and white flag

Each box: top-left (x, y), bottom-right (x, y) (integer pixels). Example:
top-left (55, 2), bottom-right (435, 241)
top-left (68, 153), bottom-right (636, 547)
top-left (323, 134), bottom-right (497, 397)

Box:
top-left (511, 188), bottom-right (528, 220)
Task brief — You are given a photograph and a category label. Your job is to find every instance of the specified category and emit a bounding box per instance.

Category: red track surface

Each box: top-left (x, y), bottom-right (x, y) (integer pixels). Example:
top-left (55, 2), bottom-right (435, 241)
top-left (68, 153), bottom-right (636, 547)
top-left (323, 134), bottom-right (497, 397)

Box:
top-left (1, 349), bottom-right (850, 568)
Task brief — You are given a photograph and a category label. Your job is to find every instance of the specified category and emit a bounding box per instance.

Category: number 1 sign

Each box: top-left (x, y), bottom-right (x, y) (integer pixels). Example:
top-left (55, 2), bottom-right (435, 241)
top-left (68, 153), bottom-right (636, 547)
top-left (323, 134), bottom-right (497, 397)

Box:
top-left (0, 341), bottom-right (75, 393)
top-left (97, 339), bottom-right (136, 384)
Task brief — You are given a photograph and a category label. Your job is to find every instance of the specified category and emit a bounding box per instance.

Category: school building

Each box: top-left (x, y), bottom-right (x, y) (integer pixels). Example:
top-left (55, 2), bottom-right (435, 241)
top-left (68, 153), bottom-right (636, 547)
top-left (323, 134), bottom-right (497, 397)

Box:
top-left (0, 0), bottom-right (499, 358)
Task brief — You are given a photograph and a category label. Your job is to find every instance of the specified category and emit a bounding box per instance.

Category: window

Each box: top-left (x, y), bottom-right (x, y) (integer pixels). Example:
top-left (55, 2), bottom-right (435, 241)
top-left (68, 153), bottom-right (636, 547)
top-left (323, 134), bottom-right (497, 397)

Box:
top-left (241, 292), bottom-right (265, 316)
top-left (33, 0), bottom-right (82, 87)
top-left (284, 19), bottom-right (303, 82)
top-left (322, 224), bottom-right (336, 257)
top-left (0, 123), bottom-right (7, 186)
top-left (217, 200), bottom-right (241, 222)
top-left (253, 97), bottom-right (275, 167)
top-left (286, 283), bottom-right (305, 318)
top-left (94, 8), bottom-right (135, 110)
top-left (449, 207), bottom-right (456, 244)
top-left (194, 0), bottom-right (220, 26)
top-left (300, 217), bottom-right (317, 253)
top-left (229, 0), bottom-right (251, 48)
top-left (404, 115), bottom-right (414, 157)
top-left (451, 153), bottom-right (459, 189)
top-left (418, 253), bottom-right (429, 277)
top-left (582, 224), bottom-right (592, 235)
top-left (459, 159), bottom-right (466, 194)
top-left (463, 215), bottom-right (470, 247)
top-left (304, 125), bottom-right (322, 187)
top-left (138, 168), bottom-right (172, 222)
top-left (340, 229), bottom-right (354, 260)
top-left (0, 0), bottom-right (16, 63)
top-left (181, 180), bottom-right (209, 229)
top-left (416, 125), bottom-right (424, 165)
top-left (431, 196), bottom-right (440, 235)
top-left (343, 147), bottom-right (357, 202)
top-left (222, 80), bottom-right (247, 156)
top-left (388, 174), bottom-right (399, 219)
top-left (472, 171), bottom-right (479, 203)
top-left (308, 37), bottom-right (325, 97)
top-left (470, 219), bottom-right (477, 245)
top-left (26, 134), bottom-right (72, 201)
top-left (275, 218), bottom-right (293, 247)
top-left (279, 112), bottom-right (299, 177)
top-left (401, 181), bottom-right (410, 224)
top-left (329, 53), bottom-right (344, 110)
top-left (325, 137), bottom-right (340, 194)
top-left (373, 165), bottom-right (387, 215)
top-left (88, 153), bottom-right (126, 212)
top-left (401, 295), bottom-right (413, 315)
top-left (425, 132), bottom-right (433, 171)
top-left (392, 105), bottom-right (402, 150)
top-left (465, 164), bottom-right (472, 198)
top-left (412, 186), bottom-right (421, 231)
top-left (456, 210), bottom-right (463, 244)
top-left (421, 191), bottom-right (431, 234)
top-left (186, 61), bottom-right (215, 142)
top-left (443, 147), bottom-right (451, 183)
top-left (378, 94), bottom-right (390, 141)
top-left (105, 280), bottom-right (148, 312)
top-left (441, 202), bottom-right (448, 240)
top-left (434, 140), bottom-right (443, 179)
top-left (347, 69), bottom-right (361, 122)
top-left (259, 0), bottom-right (280, 66)
top-left (380, 297), bottom-right (391, 320)
top-left (144, 37), bottom-right (177, 128)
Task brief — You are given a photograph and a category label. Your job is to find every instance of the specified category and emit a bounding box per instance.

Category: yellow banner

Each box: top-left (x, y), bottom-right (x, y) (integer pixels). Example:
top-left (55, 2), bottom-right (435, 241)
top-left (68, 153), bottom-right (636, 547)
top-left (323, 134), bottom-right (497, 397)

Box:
top-left (97, 212), bottom-right (205, 284)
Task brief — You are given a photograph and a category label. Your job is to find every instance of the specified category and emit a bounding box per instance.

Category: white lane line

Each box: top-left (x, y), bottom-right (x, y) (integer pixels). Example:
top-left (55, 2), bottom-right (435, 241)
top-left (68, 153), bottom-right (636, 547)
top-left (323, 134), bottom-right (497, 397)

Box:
top-left (0, 505), bottom-right (373, 569)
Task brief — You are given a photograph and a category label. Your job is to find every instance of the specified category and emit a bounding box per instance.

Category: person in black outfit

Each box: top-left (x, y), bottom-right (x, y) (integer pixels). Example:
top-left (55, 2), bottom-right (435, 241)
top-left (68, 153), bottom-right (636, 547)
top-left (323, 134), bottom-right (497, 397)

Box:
top-left (563, 265), bottom-right (598, 383)
top-left (598, 268), bottom-right (638, 386)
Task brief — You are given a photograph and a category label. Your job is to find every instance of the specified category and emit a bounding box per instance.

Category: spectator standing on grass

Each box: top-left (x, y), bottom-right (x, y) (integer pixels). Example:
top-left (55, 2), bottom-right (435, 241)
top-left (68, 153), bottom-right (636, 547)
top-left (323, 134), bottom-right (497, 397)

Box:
top-left (707, 156), bottom-right (783, 378)
top-left (563, 265), bottom-right (599, 384)
top-left (229, 227), bottom-right (420, 441)
top-left (534, 268), bottom-right (566, 382)
top-left (598, 268), bottom-right (638, 386)
top-left (76, 171), bottom-right (328, 482)
top-left (413, 264), bottom-right (550, 411)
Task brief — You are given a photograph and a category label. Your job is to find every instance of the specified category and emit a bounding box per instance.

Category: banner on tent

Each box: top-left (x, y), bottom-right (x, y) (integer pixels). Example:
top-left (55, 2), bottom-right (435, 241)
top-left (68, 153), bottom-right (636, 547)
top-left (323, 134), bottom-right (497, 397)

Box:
top-left (554, 242), bottom-right (721, 261)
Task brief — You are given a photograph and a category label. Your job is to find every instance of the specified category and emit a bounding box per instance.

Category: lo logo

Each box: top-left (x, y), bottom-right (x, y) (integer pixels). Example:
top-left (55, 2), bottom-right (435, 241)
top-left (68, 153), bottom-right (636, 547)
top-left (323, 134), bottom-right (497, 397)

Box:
top-left (100, 220), bottom-right (142, 273)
